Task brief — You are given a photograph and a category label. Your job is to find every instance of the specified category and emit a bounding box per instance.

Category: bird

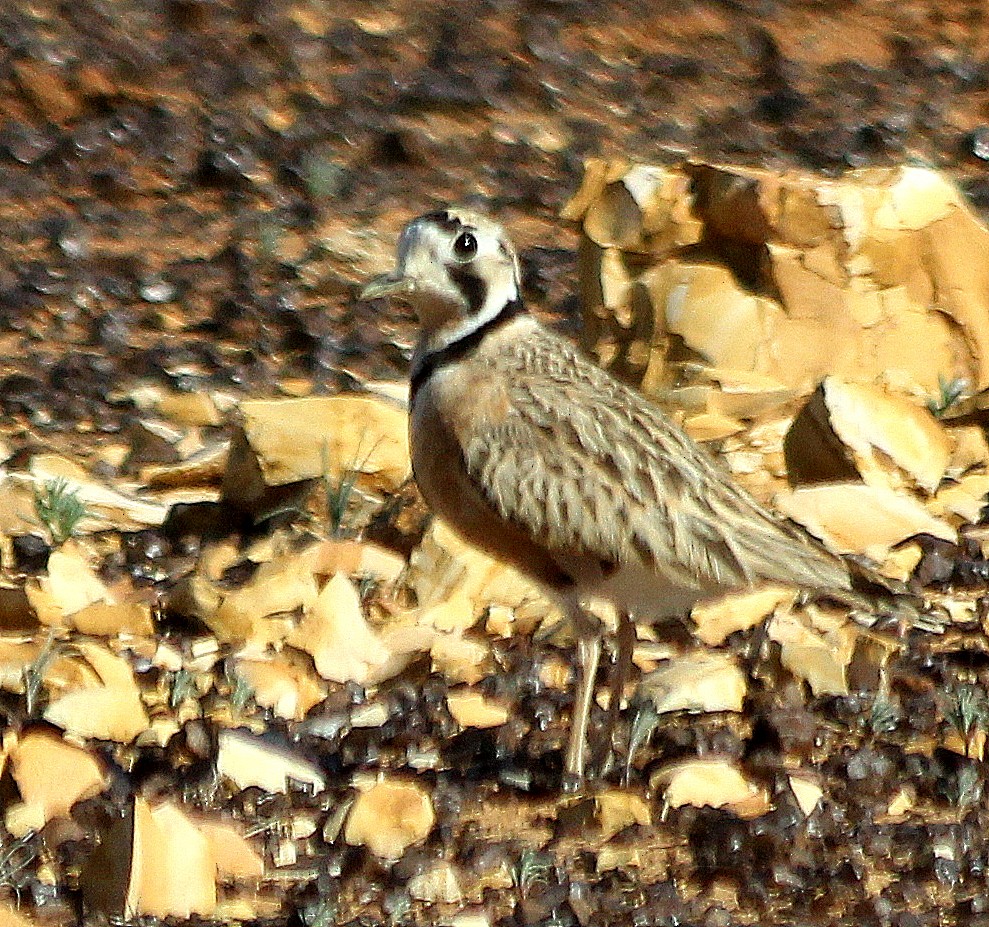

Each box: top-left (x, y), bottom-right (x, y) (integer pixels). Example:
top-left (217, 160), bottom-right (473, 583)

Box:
top-left (360, 207), bottom-right (902, 786)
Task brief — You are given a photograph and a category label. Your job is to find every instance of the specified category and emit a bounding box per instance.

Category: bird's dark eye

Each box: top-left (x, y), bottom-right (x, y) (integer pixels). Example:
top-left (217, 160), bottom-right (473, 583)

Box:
top-left (453, 231), bottom-right (478, 261)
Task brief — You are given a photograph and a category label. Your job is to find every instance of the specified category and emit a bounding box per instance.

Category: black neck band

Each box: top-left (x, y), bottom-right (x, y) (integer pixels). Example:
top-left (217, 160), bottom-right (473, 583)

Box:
top-left (410, 298), bottom-right (525, 400)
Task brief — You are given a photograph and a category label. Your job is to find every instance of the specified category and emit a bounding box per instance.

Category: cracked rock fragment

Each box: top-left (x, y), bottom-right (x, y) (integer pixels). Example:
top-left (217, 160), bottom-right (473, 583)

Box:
top-left (81, 797), bottom-right (259, 919)
top-left (223, 395), bottom-right (411, 517)
top-left (344, 776), bottom-right (435, 859)
top-left (651, 757), bottom-right (770, 818)
top-left (785, 377), bottom-right (951, 493)
top-left (567, 161), bottom-right (989, 398)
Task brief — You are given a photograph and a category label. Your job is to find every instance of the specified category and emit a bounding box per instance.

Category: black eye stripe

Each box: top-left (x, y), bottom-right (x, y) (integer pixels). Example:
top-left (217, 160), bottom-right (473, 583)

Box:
top-left (449, 265), bottom-right (487, 312)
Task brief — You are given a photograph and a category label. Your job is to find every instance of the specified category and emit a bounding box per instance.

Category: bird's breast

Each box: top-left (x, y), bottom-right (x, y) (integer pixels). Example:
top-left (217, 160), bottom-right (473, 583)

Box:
top-left (409, 367), bottom-right (574, 590)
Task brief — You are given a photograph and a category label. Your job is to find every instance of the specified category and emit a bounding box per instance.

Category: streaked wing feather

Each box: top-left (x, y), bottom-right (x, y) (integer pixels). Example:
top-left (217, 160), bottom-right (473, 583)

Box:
top-left (463, 328), bottom-right (850, 594)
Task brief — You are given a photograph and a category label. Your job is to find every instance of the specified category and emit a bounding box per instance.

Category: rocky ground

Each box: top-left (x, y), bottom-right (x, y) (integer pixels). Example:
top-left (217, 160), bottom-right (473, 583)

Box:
top-left (2, 2), bottom-right (989, 926)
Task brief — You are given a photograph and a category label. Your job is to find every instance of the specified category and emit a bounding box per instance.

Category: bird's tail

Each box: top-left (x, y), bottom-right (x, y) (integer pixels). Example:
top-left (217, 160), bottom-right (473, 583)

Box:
top-left (813, 557), bottom-right (948, 634)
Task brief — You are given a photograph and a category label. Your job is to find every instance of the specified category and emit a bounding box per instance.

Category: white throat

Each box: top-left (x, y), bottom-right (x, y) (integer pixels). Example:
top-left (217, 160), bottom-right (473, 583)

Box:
top-left (410, 279), bottom-right (525, 391)
top-left (435, 272), bottom-right (520, 350)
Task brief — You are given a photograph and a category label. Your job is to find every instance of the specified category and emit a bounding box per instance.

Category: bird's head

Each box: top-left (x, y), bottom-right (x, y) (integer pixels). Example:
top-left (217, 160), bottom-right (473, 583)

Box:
top-left (361, 208), bottom-right (523, 348)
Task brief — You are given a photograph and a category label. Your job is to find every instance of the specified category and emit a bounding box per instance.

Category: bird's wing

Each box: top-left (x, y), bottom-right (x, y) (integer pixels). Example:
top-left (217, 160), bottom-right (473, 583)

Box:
top-left (461, 332), bottom-right (850, 594)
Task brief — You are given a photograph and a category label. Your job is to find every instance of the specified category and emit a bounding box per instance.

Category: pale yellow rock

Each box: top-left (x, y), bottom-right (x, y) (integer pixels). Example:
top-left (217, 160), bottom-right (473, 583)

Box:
top-left (44, 641), bottom-right (150, 742)
top-left (0, 902), bottom-right (34, 927)
top-left (930, 474), bottom-right (989, 523)
top-left (290, 811), bottom-right (320, 840)
top-left (288, 572), bottom-right (430, 685)
top-left (407, 860), bottom-right (463, 904)
top-left (448, 913), bottom-right (492, 927)
top-left (767, 242), bottom-right (846, 322)
top-left (583, 177), bottom-right (646, 250)
top-left (767, 606), bottom-right (857, 697)
top-left (189, 634), bottom-right (221, 661)
top-left (867, 288), bottom-right (958, 394)
top-left (0, 637), bottom-right (43, 693)
top-left (943, 719), bottom-right (987, 759)
top-left (138, 717), bottom-right (182, 749)
top-left (211, 554), bottom-right (319, 643)
top-left (638, 651), bottom-right (747, 715)
top-left (485, 605), bottom-right (517, 638)
top-left (28, 454), bottom-right (169, 527)
top-left (430, 632), bottom-right (489, 685)
top-left (199, 820), bottom-right (264, 881)
top-left (135, 800), bottom-right (216, 917)
top-left (881, 542), bottom-right (924, 583)
top-left (7, 804), bottom-right (50, 845)
top-left (595, 845), bottom-right (643, 872)
top-left (691, 586), bottom-right (795, 646)
top-left (233, 651), bottom-right (327, 721)
top-left (768, 312), bottom-right (863, 393)
top-left (776, 483), bottom-right (956, 562)
top-left (344, 777), bottom-right (435, 859)
top-left (802, 241), bottom-right (847, 286)
top-left (943, 599), bottom-right (976, 625)
top-left (5, 729), bottom-right (108, 836)
top-left (885, 786), bottom-right (916, 819)
top-left (418, 592), bottom-right (479, 633)
top-left (873, 166), bottom-right (961, 231)
top-left (198, 540), bottom-right (242, 581)
top-left (312, 539), bottom-right (407, 584)
top-left (703, 369), bottom-right (796, 420)
top-left (81, 796), bottom-right (218, 918)
top-left (243, 531), bottom-right (284, 563)
top-left (67, 601), bottom-right (155, 637)
top-left (559, 157), bottom-right (612, 222)
top-left (140, 442), bottom-right (228, 493)
top-left (631, 640), bottom-right (678, 673)
top-left (152, 640), bottom-right (184, 672)
top-left (788, 775), bottom-right (824, 816)
top-left (30, 541), bottom-right (113, 621)
top-left (272, 837), bottom-right (297, 868)
top-left (600, 247), bottom-right (634, 320)
top-left (156, 391), bottom-right (223, 427)
top-left (947, 425), bottom-right (989, 474)
top-left (652, 758), bottom-right (770, 818)
top-left (446, 689), bottom-right (509, 728)
top-left (277, 376), bottom-right (315, 397)
top-left (722, 448), bottom-right (763, 477)
top-left (538, 653), bottom-right (572, 690)
top-left (573, 161), bottom-right (989, 396)
top-left (641, 168), bottom-right (702, 244)
top-left (350, 701), bottom-right (389, 728)
top-left (682, 411), bottom-right (745, 442)
top-left (216, 729), bottom-right (325, 794)
top-left (473, 854), bottom-right (516, 892)
top-left (407, 520), bottom-right (556, 631)
top-left (362, 378), bottom-right (410, 406)
top-left (0, 640), bottom-right (100, 698)
top-left (596, 789), bottom-right (652, 841)
top-left (236, 395), bottom-right (411, 491)
top-left (806, 378), bottom-right (951, 493)
top-left (642, 262), bottom-right (765, 372)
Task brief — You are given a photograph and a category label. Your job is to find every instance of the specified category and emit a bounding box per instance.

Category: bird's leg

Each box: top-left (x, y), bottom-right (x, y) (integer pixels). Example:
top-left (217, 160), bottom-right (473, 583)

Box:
top-left (598, 610), bottom-right (635, 777)
top-left (563, 607), bottom-right (601, 790)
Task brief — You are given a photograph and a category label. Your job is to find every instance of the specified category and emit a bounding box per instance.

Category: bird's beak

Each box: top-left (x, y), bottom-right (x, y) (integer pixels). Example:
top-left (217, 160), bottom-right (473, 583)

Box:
top-left (359, 273), bottom-right (416, 301)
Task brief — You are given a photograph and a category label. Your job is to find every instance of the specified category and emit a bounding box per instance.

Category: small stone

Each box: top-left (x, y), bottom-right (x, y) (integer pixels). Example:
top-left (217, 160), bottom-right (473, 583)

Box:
top-left (344, 777), bottom-right (435, 859)
top-left (140, 279), bottom-right (177, 303)
top-left (11, 534), bottom-right (51, 573)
